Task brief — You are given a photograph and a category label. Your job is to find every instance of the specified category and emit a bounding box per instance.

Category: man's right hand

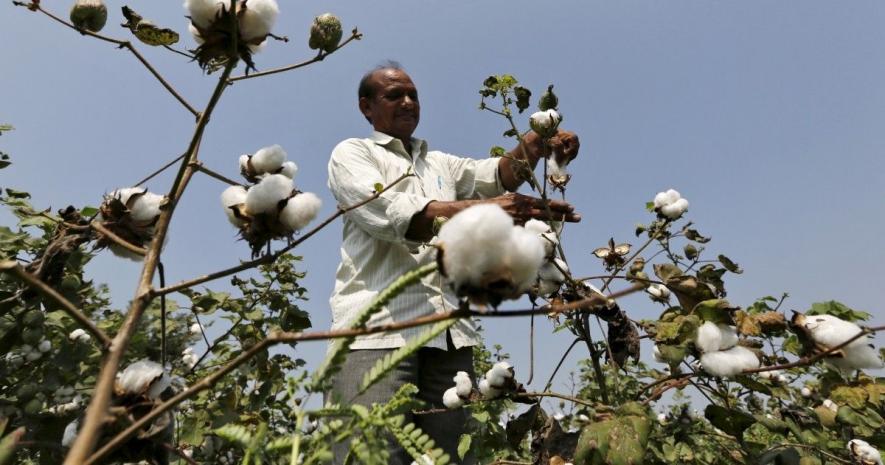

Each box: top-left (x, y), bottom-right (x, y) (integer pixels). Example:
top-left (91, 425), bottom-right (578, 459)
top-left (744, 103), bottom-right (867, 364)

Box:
top-left (487, 192), bottom-right (581, 224)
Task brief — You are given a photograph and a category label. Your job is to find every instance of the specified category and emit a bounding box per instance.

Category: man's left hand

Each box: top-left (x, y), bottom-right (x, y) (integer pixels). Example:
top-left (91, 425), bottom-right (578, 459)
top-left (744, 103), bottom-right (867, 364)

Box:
top-left (548, 130), bottom-right (580, 166)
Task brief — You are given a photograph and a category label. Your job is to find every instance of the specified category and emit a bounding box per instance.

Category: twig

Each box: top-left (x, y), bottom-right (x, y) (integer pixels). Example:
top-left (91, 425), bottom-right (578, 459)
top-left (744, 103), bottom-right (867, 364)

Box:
top-left (83, 285), bottom-right (644, 463)
top-left (13, 2), bottom-right (199, 119)
top-left (65, 62), bottom-right (236, 465)
top-left (150, 171), bottom-right (413, 296)
top-left (190, 161), bottom-right (244, 187)
top-left (90, 221), bottom-right (146, 256)
top-left (133, 153), bottom-right (187, 187)
top-left (161, 443), bottom-right (198, 465)
top-left (516, 391), bottom-right (595, 408)
top-left (526, 312), bottom-right (535, 385)
top-left (228, 30), bottom-right (363, 82)
top-left (0, 261), bottom-right (112, 349)
top-left (543, 337), bottom-right (582, 392)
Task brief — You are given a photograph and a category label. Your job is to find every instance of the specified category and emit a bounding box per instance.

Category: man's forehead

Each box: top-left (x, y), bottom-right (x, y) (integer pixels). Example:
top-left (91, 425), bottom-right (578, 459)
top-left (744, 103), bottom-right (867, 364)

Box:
top-left (370, 69), bottom-right (415, 88)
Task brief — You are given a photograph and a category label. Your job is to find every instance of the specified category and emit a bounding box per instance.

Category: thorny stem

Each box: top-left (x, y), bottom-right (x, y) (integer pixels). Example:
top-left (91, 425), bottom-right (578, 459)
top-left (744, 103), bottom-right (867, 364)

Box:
top-left (86, 285), bottom-right (644, 463)
top-left (65, 62), bottom-right (236, 465)
top-left (228, 30), bottom-right (364, 82)
top-left (150, 171), bottom-right (413, 296)
top-left (0, 261), bottom-right (112, 349)
top-left (12, 2), bottom-right (200, 119)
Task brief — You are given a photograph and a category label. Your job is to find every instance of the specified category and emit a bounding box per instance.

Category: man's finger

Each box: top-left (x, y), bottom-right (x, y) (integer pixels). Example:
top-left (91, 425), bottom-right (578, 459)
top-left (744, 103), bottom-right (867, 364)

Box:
top-left (534, 198), bottom-right (575, 212)
top-left (527, 208), bottom-right (582, 223)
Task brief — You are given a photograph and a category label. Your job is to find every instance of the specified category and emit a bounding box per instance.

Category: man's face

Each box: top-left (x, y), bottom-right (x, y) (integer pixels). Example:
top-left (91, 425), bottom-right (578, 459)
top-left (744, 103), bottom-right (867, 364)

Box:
top-left (359, 69), bottom-right (420, 141)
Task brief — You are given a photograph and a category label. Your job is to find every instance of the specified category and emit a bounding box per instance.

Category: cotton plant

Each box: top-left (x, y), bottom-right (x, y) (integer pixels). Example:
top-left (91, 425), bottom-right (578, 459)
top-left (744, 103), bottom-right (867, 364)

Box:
top-left (437, 204), bottom-right (545, 306)
top-left (97, 187), bottom-right (166, 260)
top-left (791, 312), bottom-right (884, 374)
top-left (695, 321), bottom-right (760, 377)
top-left (221, 144), bottom-right (322, 256)
top-left (184, 0), bottom-right (280, 72)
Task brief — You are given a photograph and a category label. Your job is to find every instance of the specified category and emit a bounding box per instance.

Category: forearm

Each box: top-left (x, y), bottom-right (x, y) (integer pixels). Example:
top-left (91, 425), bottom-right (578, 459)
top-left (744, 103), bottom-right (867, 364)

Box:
top-left (405, 199), bottom-right (480, 242)
top-left (499, 132), bottom-right (542, 191)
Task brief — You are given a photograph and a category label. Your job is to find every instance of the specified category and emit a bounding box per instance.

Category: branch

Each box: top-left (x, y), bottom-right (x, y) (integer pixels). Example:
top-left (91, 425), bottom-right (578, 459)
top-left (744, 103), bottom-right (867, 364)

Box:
top-left (13, 2), bottom-right (199, 119)
top-left (190, 161), bottom-right (244, 187)
top-left (150, 171), bottom-right (413, 296)
top-left (84, 284), bottom-right (644, 464)
top-left (64, 62), bottom-right (237, 465)
top-left (743, 324), bottom-right (885, 374)
top-left (134, 153), bottom-right (187, 188)
top-left (0, 261), bottom-right (112, 349)
top-left (516, 391), bottom-right (595, 408)
top-left (90, 221), bottom-right (146, 256)
top-left (228, 29), bottom-right (363, 82)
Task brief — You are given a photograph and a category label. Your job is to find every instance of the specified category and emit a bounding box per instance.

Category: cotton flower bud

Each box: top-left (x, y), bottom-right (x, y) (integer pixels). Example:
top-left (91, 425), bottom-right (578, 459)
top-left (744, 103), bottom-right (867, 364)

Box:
top-left (238, 0), bottom-right (280, 42)
top-left (847, 439), bottom-right (883, 465)
top-left (653, 189), bottom-right (689, 220)
top-left (37, 339), bottom-right (52, 353)
top-left (529, 109), bottom-right (562, 138)
top-left (69, 0), bottom-right (108, 32)
top-left (250, 144), bottom-right (287, 175)
top-left (800, 386), bottom-right (813, 398)
top-left (280, 192), bottom-right (322, 231)
top-left (68, 328), bottom-right (91, 343)
top-left (442, 387), bottom-right (464, 409)
top-left (538, 85), bottom-right (559, 112)
top-left (115, 360), bottom-right (171, 400)
top-left (245, 174), bottom-right (293, 214)
top-left (309, 13), bottom-right (343, 53)
top-left (646, 283), bottom-right (670, 301)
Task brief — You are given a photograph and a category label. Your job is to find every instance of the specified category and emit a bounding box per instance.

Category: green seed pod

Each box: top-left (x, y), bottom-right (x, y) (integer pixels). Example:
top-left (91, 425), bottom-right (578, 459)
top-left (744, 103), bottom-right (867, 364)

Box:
top-left (309, 13), bottom-right (343, 53)
top-left (22, 327), bottom-right (42, 345)
top-left (22, 310), bottom-right (44, 328)
top-left (538, 84), bottom-right (559, 111)
top-left (69, 0), bottom-right (108, 33)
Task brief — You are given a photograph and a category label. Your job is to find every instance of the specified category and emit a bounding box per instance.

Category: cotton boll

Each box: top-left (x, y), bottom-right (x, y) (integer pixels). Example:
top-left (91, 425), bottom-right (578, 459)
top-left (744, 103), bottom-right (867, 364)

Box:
top-left (507, 226), bottom-right (546, 292)
top-left (188, 22), bottom-right (205, 43)
top-left (238, 0), bottom-right (279, 41)
top-left (546, 156), bottom-right (569, 185)
top-left (653, 189), bottom-right (680, 209)
top-left (657, 413), bottom-right (668, 425)
top-left (696, 321), bottom-right (723, 354)
top-left (539, 258), bottom-right (568, 283)
top-left (800, 386), bottom-right (813, 398)
top-left (189, 323), bottom-right (202, 335)
top-left (700, 346), bottom-right (760, 377)
top-left (524, 219), bottom-right (558, 257)
top-left (129, 191), bottom-right (163, 224)
top-left (116, 360), bottom-right (166, 398)
top-left (220, 185), bottom-right (248, 225)
top-left (826, 345), bottom-right (884, 373)
top-left (279, 161), bottom-right (298, 179)
top-left (183, 0), bottom-right (225, 29)
top-left (62, 419), bottom-right (79, 447)
top-left (718, 324), bottom-right (739, 350)
top-left (848, 439), bottom-right (883, 465)
top-left (238, 154), bottom-right (251, 172)
top-left (250, 144), bottom-right (286, 174)
top-left (478, 378), bottom-right (501, 399)
top-left (280, 192), bottom-right (322, 231)
top-left (108, 187), bottom-right (144, 208)
top-left (800, 314), bottom-right (884, 371)
top-left (653, 189), bottom-right (689, 219)
top-left (442, 387), bottom-right (464, 409)
top-left (69, 328), bottom-right (91, 342)
top-left (438, 204), bottom-right (514, 287)
top-left (453, 371), bottom-right (472, 398)
top-left (529, 109), bottom-right (562, 138)
top-left (486, 361), bottom-right (514, 388)
top-left (661, 198), bottom-right (689, 219)
top-left (109, 244), bottom-right (145, 261)
top-left (245, 174), bottom-right (292, 214)
top-left (182, 347), bottom-right (199, 369)
top-left (646, 284), bottom-right (670, 300)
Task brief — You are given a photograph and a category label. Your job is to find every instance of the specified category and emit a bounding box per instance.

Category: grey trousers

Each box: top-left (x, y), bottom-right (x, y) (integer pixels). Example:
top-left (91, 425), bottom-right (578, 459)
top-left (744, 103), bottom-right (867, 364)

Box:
top-left (325, 338), bottom-right (476, 465)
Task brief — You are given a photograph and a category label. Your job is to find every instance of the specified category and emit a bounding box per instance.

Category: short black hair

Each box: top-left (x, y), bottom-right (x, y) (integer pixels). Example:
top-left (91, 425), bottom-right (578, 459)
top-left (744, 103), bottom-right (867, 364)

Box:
top-left (358, 60), bottom-right (404, 100)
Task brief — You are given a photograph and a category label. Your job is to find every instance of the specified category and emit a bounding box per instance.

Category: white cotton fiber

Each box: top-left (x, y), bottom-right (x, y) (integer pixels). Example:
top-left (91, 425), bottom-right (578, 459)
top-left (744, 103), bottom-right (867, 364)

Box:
top-left (539, 258), bottom-right (568, 282)
top-left (442, 387), bottom-right (464, 409)
top-left (245, 174), bottom-right (292, 214)
top-left (183, 0), bottom-right (225, 29)
top-left (507, 226), bottom-right (546, 292)
top-left (438, 204), bottom-right (514, 286)
top-left (116, 359), bottom-right (167, 398)
top-left (700, 346), bottom-right (760, 377)
top-left (250, 144), bottom-right (287, 174)
top-left (546, 156), bottom-right (569, 184)
top-left (661, 198), bottom-right (689, 219)
top-left (129, 191), bottom-right (163, 224)
top-left (238, 0), bottom-right (279, 41)
top-left (654, 189), bottom-right (680, 209)
top-left (802, 314), bottom-right (884, 372)
top-left (718, 324), bottom-right (739, 350)
top-left (695, 321), bottom-right (723, 354)
top-left (220, 185), bottom-right (248, 226)
top-left (524, 219), bottom-right (558, 257)
top-left (279, 161), bottom-right (298, 179)
top-left (279, 192), bottom-right (321, 231)
top-left (478, 378), bottom-right (501, 399)
top-left (62, 419), bottom-right (79, 447)
top-left (453, 371), bottom-right (472, 398)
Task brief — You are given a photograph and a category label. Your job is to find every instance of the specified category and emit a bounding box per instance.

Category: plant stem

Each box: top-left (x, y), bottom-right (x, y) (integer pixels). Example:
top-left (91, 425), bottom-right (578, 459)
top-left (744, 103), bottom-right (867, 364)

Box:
top-left (228, 31), bottom-right (363, 82)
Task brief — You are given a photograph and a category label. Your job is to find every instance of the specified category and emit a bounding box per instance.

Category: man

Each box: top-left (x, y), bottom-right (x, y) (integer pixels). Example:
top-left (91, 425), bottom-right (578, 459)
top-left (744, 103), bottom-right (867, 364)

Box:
top-left (326, 63), bottom-right (580, 464)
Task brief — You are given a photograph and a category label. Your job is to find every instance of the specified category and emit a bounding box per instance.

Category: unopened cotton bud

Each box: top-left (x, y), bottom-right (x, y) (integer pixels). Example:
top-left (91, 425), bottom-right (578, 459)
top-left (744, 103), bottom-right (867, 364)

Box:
top-left (453, 371), bottom-right (472, 398)
top-left (70, 0), bottom-right (108, 32)
top-left (238, 0), bottom-right (279, 42)
top-left (245, 174), bottom-right (292, 214)
top-left (68, 328), bottom-right (91, 342)
top-left (442, 387), bottom-right (464, 409)
top-left (280, 192), bottom-right (322, 231)
top-left (529, 109), bottom-right (562, 138)
top-left (250, 144), bottom-right (287, 175)
top-left (279, 161), bottom-right (298, 179)
top-left (309, 13), bottom-right (343, 53)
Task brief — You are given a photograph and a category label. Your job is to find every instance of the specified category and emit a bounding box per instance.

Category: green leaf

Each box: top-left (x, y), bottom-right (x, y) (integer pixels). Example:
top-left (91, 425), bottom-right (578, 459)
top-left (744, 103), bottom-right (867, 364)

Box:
top-left (634, 223), bottom-right (646, 237)
top-left (373, 182), bottom-right (384, 193)
top-left (457, 434), bottom-right (471, 460)
top-left (704, 404), bottom-right (755, 438)
top-left (503, 128), bottom-right (518, 138)
top-left (684, 228), bottom-right (711, 243)
top-left (717, 254), bottom-right (743, 274)
top-left (359, 320), bottom-right (456, 393)
top-left (4, 188), bottom-right (29, 199)
top-left (215, 424), bottom-right (253, 447)
top-left (692, 299), bottom-right (734, 325)
top-left (807, 300), bottom-right (871, 321)
top-left (653, 263), bottom-right (682, 282)
top-left (79, 206), bottom-right (99, 217)
top-left (513, 86), bottom-right (531, 113)
top-left (489, 146), bottom-right (507, 158)
top-left (645, 201), bottom-right (655, 212)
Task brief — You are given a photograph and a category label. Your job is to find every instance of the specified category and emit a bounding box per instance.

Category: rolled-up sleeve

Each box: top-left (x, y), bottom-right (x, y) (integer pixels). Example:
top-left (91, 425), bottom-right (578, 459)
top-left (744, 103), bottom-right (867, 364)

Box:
top-left (441, 153), bottom-right (506, 200)
top-left (328, 139), bottom-right (433, 243)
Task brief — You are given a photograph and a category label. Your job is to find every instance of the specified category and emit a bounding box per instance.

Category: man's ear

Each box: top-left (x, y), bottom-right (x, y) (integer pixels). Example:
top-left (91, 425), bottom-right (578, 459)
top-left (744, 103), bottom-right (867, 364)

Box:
top-left (358, 97), bottom-right (372, 124)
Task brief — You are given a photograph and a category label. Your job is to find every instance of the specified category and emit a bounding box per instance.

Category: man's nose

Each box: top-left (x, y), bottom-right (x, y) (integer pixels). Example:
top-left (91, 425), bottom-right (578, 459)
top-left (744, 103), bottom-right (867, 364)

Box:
top-left (401, 95), bottom-right (416, 107)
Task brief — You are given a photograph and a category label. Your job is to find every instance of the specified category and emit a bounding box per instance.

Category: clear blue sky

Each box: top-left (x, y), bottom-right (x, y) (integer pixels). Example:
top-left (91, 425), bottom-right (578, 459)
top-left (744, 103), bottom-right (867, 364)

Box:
top-left (2, 1), bottom-right (883, 398)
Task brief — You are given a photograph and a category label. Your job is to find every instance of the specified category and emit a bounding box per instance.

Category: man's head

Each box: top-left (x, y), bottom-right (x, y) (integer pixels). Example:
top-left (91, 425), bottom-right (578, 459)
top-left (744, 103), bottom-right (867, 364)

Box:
top-left (358, 63), bottom-right (420, 141)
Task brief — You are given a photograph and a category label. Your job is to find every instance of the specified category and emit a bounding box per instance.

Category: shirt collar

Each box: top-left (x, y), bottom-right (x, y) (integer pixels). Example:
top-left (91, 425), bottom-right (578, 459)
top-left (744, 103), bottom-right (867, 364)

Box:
top-left (369, 131), bottom-right (427, 159)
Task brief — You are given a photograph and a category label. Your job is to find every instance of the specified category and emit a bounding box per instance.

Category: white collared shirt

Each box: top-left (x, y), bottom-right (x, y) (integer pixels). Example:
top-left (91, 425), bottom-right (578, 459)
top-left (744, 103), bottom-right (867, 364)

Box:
top-left (327, 131), bottom-right (506, 350)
